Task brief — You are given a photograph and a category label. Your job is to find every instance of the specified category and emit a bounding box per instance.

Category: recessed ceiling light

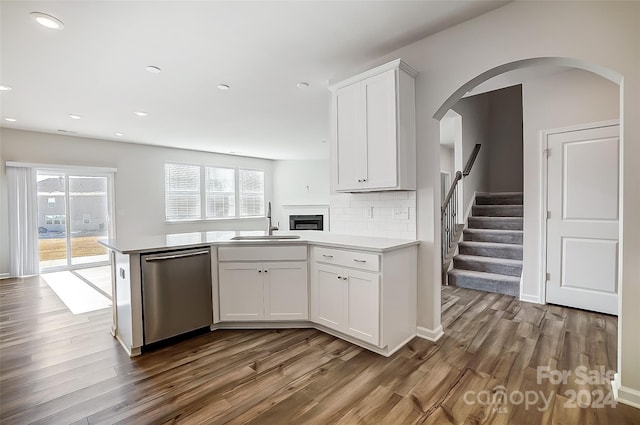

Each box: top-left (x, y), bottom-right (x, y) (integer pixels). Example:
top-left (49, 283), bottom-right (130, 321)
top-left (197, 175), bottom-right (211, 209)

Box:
top-left (68, 114), bottom-right (81, 119)
top-left (115, 132), bottom-right (124, 137)
top-left (4, 118), bottom-right (17, 122)
top-left (217, 84), bottom-right (230, 90)
top-left (297, 82), bottom-right (310, 89)
top-left (134, 111), bottom-right (148, 117)
top-left (0, 85), bottom-right (12, 91)
top-left (30, 12), bottom-right (64, 30)
top-left (146, 66), bottom-right (161, 73)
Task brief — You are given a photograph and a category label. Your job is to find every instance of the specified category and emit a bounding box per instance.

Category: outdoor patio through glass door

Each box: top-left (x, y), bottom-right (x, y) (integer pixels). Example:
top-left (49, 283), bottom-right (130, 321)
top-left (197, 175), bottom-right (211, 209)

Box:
top-left (37, 170), bottom-right (114, 272)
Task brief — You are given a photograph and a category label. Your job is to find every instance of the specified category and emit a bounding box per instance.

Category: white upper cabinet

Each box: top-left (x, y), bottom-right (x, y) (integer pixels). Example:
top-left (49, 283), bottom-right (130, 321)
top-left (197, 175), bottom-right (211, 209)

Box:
top-left (331, 59), bottom-right (417, 192)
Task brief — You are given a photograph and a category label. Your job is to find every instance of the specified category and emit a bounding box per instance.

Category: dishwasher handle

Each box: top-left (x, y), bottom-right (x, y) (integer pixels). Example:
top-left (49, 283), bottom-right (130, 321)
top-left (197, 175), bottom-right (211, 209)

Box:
top-left (144, 250), bottom-right (210, 262)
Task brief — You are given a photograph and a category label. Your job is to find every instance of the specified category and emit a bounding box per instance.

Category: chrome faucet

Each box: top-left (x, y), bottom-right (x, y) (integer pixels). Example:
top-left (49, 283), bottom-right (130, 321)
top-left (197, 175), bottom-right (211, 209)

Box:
top-left (267, 201), bottom-right (279, 235)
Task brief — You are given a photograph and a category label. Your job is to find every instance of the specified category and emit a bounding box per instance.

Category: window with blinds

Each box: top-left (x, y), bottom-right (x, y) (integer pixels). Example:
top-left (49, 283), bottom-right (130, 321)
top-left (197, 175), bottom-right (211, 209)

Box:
top-left (205, 166), bottom-right (235, 218)
top-left (239, 169), bottom-right (265, 217)
top-left (164, 163), bottom-right (264, 221)
top-left (165, 163), bottom-right (201, 221)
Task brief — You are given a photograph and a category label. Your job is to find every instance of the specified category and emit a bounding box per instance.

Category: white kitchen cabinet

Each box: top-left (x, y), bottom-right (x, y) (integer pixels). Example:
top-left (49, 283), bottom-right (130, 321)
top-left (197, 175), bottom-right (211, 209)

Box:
top-left (313, 263), bottom-right (380, 345)
top-left (264, 262), bottom-right (308, 320)
top-left (219, 262), bottom-right (265, 321)
top-left (331, 59), bottom-right (417, 192)
top-left (218, 246), bottom-right (308, 322)
top-left (311, 244), bottom-right (416, 353)
top-left (345, 268), bottom-right (379, 344)
top-left (314, 264), bottom-right (346, 330)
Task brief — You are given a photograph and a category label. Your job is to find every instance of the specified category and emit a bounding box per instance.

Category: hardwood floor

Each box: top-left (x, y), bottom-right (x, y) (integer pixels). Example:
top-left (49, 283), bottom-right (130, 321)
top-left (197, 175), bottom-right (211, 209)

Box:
top-left (1, 276), bottom-right (639, 424)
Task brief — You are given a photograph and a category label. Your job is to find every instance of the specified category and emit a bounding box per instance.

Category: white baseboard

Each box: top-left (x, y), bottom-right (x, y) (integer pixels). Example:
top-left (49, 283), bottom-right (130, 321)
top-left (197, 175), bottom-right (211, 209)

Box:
top-left (613, 373), bottom-right (640, 409)
top-left (0, 273), bottom-right (10, 280)
top-left (416, 325), bottom-right (444, 342)
top-left (519, 293), bottom-right (542, 304)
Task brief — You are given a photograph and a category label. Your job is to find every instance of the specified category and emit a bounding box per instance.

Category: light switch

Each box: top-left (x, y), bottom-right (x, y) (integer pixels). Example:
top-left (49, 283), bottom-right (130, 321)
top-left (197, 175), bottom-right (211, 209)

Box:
top-left (393, 207), bottom-right (409, 220)
top-left (119, 268), bottom-right (126, 279)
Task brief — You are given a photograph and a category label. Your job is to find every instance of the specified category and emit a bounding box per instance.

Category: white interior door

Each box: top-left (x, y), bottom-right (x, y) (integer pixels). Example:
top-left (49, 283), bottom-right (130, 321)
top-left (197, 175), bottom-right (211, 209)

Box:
top-left (546, 124), bottom-right (619, 315)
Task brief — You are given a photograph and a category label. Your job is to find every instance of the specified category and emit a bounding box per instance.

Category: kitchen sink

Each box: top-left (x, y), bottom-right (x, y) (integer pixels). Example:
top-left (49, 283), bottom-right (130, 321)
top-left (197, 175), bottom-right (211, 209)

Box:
top-left (230, 235), bottom-right (301, 241)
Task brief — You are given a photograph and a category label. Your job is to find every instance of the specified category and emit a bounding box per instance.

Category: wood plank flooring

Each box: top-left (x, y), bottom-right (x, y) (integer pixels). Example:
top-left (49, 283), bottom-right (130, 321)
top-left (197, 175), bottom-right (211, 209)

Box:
top-left (1, 276), bottom-right (639, 424)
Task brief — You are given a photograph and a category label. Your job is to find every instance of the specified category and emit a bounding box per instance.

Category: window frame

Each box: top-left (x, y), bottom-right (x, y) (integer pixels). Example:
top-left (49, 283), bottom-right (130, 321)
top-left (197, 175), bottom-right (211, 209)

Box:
top-left (164, 162), bottom-right (266, 222)
top-left (164, 162), bottom-right (202, 222)
top-left (204, 165), bottom-right (236, 219)
top-left (238, 168), bottom-right (266, 218)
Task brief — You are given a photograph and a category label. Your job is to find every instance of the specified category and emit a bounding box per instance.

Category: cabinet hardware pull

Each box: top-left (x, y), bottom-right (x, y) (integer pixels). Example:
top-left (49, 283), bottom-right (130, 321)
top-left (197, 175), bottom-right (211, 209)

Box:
top-left (322, 254), bottom-right (333, 258)
top-left (362, 179), bottom-right (367, 182)
top-left (144, 250), bottom-right (209, 261)
top-left (353, 259), bottom-right (367, 263)
top-left (357, 179), bottom-right (363, 182)
top-left (337, 276), bottom-right (342, 280)
top-left (258, 270), bottom-right (262, 273)
top-left (264, 270), bottom-right (268, 273)
top-left (342, 277), bottom-right (348, 280)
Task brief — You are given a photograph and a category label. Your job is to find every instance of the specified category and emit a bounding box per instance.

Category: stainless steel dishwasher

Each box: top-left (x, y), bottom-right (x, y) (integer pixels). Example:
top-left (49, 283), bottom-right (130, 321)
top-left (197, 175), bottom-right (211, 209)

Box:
top-left (141, 247), bottom-right (213, 344)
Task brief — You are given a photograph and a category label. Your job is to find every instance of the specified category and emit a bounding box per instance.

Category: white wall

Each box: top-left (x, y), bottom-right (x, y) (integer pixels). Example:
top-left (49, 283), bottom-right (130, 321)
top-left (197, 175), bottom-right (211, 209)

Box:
top-left (439, 146), bottom-right (454, 177)
top-left (338, 0), bottom-right (640, 400)
top-left (0, 128), bottom-right (274, 274)
top-left (520, 68), bottom-right (619, 303)
top-left (452, 93), bottom-right (491, 213)
top-left (271, 160), bottom-right (330, 229)
top-left (0, 134), bottom-right (7, 277)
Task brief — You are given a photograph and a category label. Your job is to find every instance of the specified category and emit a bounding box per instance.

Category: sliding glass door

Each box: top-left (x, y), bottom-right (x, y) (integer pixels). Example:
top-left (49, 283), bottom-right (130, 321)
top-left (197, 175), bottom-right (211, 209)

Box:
top-left (37, 170), bottom-right (114, 272)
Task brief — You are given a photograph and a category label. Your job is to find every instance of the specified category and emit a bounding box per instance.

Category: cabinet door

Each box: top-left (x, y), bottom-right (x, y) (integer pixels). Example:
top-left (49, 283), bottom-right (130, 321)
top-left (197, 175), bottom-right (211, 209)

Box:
top-left (335, 83), bottom-right (366, 191)
top-left (363, 69), bottom-right (398, 190)
top-left (264, 261), bottom-right (308, 321)
top-left (219, 262), bottom-right (264, 321)
top-left (312, 264), bottom-right (346, 332)
top-left (346, 269), bottom-right (380, 345)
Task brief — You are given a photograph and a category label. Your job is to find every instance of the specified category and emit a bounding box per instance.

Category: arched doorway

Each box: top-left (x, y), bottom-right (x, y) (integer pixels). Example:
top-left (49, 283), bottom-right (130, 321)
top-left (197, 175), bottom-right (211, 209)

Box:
top-left (435, 57), bottom-right (622, 307)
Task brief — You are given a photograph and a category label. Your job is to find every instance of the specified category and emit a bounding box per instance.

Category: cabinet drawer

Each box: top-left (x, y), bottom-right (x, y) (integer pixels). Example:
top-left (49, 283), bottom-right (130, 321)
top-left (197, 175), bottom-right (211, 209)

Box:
top-left (313, 247), bottom-right (379, 272)
top-left (219, 245), bottom-right (307, 262)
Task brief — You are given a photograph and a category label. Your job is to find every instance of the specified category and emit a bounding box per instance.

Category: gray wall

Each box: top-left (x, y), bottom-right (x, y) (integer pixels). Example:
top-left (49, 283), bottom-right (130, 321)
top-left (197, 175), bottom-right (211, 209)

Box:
top-left (451, 84), bottom-right (523, 216)
top-left (487, 85), bottom-right (523, 192)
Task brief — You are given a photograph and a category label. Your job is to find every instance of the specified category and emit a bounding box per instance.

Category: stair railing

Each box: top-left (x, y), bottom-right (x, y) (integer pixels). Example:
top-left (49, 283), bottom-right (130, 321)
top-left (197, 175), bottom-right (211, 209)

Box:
top-left (441, 144), bottom-right (481, 271)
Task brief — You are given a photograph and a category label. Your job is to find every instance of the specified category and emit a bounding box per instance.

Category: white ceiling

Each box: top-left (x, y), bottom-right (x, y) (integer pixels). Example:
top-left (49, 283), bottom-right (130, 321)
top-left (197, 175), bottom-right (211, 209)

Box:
top-left (0, 1), bottom-right (509, 160)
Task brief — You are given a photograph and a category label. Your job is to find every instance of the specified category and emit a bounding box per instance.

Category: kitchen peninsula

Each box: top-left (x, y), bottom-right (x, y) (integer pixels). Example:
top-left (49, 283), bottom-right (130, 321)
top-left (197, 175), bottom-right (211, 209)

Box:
top-left (100, 231), bottom-right (418, 358)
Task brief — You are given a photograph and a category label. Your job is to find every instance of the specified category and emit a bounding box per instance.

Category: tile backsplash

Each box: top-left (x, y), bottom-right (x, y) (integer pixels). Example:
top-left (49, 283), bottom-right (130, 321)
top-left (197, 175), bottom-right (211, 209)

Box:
top-left (330, 191), bottom-right (416, 240)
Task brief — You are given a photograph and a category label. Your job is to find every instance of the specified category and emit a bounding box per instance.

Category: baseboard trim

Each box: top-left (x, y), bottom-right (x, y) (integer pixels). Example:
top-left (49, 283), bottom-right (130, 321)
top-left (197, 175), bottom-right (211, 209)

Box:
top-left (0, 273), bottom-right (10, 280)
top-left (520, 293), bottom-right (542, 304)
top-left (612, 373), bottom-right (640, 408)
top-left (115, 334), bottom-right (141, 357)
top-left (416, 325), bottom-right (444, 342)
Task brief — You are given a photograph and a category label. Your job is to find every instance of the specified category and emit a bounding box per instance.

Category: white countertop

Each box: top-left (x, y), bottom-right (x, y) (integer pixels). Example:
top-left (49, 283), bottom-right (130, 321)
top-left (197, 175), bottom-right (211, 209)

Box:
top-left (99, 230), bottom-right (418, 254)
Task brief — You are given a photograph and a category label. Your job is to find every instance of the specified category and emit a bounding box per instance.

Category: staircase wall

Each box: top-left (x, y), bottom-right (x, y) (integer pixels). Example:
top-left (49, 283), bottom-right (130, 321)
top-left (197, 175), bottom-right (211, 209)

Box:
top-left (487, 85), bottom-right (523, 193)
top-left (451, 94), bottom-right (491, 216)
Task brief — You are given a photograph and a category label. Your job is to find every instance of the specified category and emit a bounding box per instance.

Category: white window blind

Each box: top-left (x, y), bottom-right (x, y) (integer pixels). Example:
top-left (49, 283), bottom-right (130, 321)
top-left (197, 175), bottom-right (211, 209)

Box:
top-left (205, 166), bottom-right (235, 218)
top-left (165, 163), bottom-right (201, 221)
top-left (239, 169), bottom-right (265, 217)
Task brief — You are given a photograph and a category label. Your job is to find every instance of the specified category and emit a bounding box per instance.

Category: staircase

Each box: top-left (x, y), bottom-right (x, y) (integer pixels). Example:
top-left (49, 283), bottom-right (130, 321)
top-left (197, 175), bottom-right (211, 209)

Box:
top-left (448, 192), bottom-right (523, 297)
